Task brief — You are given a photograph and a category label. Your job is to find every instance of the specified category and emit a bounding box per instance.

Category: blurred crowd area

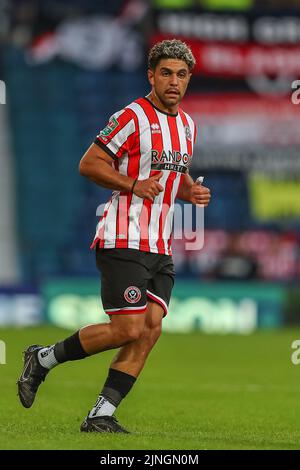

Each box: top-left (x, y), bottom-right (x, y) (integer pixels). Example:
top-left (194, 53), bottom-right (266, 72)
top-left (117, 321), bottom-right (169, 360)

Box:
top-left (0, 0), bottom-right (300, 285)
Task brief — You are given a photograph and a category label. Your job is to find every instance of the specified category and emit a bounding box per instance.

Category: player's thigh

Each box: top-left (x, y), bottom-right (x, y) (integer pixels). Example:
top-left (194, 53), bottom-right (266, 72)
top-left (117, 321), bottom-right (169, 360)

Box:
top-left (145, 299), bottom-right (164, 330)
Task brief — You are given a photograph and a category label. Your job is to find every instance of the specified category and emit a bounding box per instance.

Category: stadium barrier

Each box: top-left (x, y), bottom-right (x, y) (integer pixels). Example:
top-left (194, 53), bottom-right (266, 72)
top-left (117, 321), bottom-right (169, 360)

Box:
top-left (0, 286), bottom-right (44, 326)
top-left (40, 279), bottom-right (285, 334)
top-left (2, 280), bottom-right (297, 333)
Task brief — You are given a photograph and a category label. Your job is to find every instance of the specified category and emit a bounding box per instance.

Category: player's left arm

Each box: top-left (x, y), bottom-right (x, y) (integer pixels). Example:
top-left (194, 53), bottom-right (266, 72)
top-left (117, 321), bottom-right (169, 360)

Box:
top-left (176, 174), bottom-right (211, 206)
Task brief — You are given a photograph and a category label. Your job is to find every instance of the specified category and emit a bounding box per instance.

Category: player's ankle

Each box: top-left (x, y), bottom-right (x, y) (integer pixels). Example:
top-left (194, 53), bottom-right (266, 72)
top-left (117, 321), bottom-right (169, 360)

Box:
top-left (51, 331), bottom-right (90, 364)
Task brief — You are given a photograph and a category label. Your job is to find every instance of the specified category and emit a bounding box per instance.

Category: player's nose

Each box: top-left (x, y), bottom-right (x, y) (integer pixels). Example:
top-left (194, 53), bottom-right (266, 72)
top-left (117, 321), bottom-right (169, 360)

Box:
top-left (169, 73), bottom-right (179, 86)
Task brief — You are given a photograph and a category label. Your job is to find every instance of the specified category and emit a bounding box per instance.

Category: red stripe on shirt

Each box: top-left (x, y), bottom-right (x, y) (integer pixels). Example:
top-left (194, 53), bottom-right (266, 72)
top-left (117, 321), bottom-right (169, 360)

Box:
top-left (136, 98), bottom-right (164, 252)
top-left (157, 115), bottom-right (180, 253)
top-left (92, 197), bottom-right (112, 249)
top-left (176, 109), bottom-right (194, 202)
top-left (115, 112), bottom-right (141, 248)
top-left (179, 109), bottom-right (193, 155)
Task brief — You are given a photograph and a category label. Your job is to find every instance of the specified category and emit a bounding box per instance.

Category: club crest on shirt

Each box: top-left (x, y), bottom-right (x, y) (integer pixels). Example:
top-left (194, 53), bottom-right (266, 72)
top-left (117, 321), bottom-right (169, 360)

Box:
top-left (99, 116), bottom-right (119, 138)
top-left (124, 286), bottom-right (142, 304)
top-left (184, 125), bottom-right (192, 141)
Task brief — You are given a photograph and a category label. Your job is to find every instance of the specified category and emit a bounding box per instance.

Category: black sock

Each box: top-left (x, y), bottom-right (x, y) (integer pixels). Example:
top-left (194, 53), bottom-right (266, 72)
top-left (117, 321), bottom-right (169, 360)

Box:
top-left (101, 368), bottom-right (137, 407)
top-left (54, 330), bottom-right (89, 363)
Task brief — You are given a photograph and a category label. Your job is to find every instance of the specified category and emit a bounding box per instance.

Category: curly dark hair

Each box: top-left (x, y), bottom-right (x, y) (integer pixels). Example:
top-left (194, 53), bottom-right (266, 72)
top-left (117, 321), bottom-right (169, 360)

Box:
top-left (148, 39), bottom-right (196, 71)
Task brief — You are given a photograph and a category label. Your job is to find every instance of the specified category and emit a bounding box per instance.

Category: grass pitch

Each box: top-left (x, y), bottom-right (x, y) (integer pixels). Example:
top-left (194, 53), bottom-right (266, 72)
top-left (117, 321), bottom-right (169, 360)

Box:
top-left (1, 326), bottom-right (300, 450)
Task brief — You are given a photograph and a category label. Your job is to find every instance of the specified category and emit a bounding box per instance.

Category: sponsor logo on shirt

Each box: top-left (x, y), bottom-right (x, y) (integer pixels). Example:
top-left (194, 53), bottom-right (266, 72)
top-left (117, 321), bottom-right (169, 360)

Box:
top-left (151, 149), bottom-right (192, 174)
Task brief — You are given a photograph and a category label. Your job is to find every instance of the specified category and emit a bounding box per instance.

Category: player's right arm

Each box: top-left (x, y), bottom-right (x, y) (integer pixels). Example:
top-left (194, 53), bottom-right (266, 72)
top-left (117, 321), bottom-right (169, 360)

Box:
top-left (80, 109), bottom-right (163, 200)
top-left (79, 143), bottom-right (163, 201)
top-left (79, 143), bottom-right (134, 192)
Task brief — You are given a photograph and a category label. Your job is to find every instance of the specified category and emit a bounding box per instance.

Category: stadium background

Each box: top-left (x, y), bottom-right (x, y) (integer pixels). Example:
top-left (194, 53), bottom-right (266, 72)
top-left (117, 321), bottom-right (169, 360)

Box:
top-left (1, 0), bottom-right (300, 450)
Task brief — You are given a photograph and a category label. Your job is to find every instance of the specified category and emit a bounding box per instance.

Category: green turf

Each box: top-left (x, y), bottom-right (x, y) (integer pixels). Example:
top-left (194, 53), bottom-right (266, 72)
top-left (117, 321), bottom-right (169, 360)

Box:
top-left (1, 326), bottom-right (300, 450)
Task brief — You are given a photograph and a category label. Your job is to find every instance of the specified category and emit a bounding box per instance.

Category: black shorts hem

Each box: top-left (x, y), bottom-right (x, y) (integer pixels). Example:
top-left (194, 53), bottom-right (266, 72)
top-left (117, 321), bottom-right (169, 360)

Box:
top-left (146, 290), bottom-right (168, 317)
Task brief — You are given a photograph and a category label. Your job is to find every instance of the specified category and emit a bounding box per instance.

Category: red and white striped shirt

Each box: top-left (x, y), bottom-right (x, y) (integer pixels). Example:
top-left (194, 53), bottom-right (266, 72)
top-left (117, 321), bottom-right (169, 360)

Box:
top-left (91, 97), bottom-right (197, 255)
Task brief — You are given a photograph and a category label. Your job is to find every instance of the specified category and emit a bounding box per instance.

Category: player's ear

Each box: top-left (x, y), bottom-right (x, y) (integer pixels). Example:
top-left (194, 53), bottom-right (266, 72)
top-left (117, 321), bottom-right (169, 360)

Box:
top-left (148, 68), bottom-right (154, 86)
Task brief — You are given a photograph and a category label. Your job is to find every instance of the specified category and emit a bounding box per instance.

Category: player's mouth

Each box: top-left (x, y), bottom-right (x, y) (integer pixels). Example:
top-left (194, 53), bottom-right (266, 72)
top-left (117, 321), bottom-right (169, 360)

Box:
top-left (165, 90), bottom-right (180, 96)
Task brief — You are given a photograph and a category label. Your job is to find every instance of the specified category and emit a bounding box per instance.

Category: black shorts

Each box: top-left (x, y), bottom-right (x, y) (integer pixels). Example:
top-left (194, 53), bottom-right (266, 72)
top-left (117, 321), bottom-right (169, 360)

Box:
top-left (95, 247), bottom-right (175, 317)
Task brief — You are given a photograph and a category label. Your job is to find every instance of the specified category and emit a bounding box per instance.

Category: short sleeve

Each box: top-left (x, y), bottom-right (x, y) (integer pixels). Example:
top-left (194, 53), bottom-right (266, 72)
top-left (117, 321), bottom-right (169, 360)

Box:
top-left (94, 108), bottom-right (135, 160)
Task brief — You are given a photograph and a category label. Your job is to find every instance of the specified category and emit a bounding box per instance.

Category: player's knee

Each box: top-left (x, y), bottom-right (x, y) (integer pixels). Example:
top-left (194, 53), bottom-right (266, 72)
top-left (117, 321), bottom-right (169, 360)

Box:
top-left (123, 325), bottom-right (144, 343)
top-left (111, 320), bottom-right (144, 344)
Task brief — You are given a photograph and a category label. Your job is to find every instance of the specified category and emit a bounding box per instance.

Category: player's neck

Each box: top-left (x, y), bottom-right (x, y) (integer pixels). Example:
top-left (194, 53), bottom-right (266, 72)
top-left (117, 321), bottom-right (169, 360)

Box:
top-left (146, 92), bottom-right (179, 115)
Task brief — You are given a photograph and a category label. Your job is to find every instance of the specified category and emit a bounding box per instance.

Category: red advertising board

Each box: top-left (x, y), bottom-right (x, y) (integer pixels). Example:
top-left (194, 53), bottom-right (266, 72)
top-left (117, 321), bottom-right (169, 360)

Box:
top-left (151, 34), bottom-right (300, 77)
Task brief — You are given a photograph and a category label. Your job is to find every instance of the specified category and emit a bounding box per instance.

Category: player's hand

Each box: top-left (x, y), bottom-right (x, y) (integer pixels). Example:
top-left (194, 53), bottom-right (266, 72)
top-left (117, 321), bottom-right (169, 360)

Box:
top-left (190, 182), bottom-right (211, 207)
top-left (133, 172), bottom-right (164, 201)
